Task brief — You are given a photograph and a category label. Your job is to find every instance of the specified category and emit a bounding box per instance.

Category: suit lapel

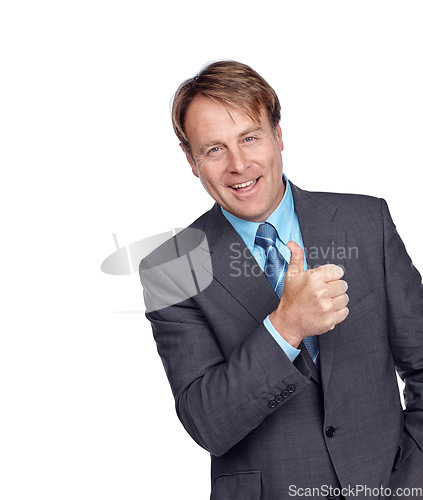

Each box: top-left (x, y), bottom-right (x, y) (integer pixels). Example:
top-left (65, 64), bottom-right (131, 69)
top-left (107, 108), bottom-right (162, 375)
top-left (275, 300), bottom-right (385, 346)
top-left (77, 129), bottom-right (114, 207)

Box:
top-left (290, 182), bottom-right (347, 393)
top-left (202, 204), bottom-right (280, 324)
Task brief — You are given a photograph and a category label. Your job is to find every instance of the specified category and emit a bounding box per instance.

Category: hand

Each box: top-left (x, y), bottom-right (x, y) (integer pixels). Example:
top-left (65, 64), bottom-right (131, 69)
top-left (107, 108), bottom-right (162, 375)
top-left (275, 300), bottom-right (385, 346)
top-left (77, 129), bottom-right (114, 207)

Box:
top-left (269, 241), bottom-right (349, 348)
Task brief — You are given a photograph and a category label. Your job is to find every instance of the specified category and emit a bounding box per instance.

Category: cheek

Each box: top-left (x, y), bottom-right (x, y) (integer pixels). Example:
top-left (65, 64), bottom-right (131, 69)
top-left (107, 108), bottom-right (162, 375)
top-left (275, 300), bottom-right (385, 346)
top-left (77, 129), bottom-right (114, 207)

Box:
top-left (198, 164), bottom-right (226, 186)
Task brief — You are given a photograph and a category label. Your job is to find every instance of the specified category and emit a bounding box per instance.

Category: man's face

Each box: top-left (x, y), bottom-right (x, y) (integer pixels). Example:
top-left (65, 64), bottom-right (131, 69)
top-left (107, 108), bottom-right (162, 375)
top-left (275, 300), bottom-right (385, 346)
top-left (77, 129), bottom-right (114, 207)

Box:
top-left (183, 95), bottom-right (285, 223)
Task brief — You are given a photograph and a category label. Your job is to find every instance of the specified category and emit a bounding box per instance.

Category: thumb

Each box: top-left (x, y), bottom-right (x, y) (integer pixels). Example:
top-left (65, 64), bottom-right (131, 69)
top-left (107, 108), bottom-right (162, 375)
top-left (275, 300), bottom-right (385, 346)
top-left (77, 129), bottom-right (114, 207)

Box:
top-left (286, 241), bottom-right (304, 275)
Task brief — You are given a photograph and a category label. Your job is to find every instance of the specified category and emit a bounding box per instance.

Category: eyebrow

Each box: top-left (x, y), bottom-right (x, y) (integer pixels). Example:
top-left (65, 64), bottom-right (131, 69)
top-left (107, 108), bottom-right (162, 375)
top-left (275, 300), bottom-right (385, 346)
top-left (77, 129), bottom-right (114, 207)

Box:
top-left (199, 125), bottom-right (264, 154)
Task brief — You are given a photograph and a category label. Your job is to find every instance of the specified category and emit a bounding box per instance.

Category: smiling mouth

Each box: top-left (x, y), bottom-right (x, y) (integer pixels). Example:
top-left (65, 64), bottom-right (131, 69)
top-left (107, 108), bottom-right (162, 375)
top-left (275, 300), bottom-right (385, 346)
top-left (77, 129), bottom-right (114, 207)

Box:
top-left (230, 178), bottom-right (259, 190)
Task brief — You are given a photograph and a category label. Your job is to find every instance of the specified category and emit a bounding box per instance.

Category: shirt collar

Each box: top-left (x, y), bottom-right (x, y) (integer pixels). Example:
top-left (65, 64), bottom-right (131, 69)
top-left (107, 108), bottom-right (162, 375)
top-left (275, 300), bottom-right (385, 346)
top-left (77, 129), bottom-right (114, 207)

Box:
top-left (221, 175), bottom-right (294, 250)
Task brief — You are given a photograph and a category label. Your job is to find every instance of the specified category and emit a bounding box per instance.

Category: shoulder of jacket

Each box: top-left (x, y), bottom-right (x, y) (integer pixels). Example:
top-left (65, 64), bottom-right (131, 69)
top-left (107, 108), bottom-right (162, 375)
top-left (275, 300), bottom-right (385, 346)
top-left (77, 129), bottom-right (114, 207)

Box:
top-left (139, 205), bottom-right (215, 271)
top-left (310, 189), bottom-right (381, 208)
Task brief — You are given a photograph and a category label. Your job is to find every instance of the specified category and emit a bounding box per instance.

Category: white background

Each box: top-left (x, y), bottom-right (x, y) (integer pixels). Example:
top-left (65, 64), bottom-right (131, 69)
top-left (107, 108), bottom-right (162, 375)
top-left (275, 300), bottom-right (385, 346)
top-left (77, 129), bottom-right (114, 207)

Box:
top-left (1, 1), bottom-right (423, 499)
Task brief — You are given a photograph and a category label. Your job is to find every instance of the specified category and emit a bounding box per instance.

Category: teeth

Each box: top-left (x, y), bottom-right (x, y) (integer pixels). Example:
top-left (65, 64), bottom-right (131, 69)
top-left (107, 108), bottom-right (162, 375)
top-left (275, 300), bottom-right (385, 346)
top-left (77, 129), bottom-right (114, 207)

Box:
top-left (231, 179), bottom-right (256, 189)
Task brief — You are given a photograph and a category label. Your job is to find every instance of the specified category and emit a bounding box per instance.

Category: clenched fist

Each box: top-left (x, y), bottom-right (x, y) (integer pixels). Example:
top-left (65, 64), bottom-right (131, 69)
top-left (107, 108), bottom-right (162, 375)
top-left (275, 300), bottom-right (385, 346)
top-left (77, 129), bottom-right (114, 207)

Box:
top-left (269, 241), bottom-right (349, 348)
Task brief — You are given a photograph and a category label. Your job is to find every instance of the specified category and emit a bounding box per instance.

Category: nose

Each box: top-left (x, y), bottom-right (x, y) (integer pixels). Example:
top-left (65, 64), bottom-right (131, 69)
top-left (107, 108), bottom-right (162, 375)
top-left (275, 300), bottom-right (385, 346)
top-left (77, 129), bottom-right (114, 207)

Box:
top-left (228, 146), bottom-right (249, 174)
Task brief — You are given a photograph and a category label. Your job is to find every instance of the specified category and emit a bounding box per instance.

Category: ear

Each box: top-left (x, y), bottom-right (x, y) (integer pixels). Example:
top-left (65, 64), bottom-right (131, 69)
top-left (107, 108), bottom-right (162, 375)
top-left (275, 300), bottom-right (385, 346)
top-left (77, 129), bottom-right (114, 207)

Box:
top-left (275, 124), bottom-right (284, 151)
top-left (179, 143), bottom-right (199, 178)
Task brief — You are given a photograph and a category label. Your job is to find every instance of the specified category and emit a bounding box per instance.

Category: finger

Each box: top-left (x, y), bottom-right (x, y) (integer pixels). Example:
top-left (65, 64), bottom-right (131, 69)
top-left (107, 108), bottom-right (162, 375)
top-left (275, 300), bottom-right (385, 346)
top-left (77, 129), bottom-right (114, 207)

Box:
top-left (334, 306), bottom-right (349, 325)
top-left (327, 280), bottom-right (349, 298)
top-left (315, 264), bottom-right (344, 282)
top-left (332, 293), bottom-right (349, 311)
top-left (286, 241), bottom-right (305, 276)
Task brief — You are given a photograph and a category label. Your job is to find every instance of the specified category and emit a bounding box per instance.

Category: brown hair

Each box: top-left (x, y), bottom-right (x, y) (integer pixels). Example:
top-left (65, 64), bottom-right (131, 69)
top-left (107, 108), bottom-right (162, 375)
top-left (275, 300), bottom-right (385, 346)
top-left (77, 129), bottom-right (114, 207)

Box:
top-left (171, 60), bottom-right (281, 158)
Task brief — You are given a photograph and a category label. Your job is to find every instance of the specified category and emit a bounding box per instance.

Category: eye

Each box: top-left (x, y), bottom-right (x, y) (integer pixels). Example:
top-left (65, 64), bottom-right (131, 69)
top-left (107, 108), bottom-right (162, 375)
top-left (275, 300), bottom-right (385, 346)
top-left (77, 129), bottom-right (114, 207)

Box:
top-left (244, 136), bottom-right (256, 143)
top-left (208, 146), bottom-right (223, 155)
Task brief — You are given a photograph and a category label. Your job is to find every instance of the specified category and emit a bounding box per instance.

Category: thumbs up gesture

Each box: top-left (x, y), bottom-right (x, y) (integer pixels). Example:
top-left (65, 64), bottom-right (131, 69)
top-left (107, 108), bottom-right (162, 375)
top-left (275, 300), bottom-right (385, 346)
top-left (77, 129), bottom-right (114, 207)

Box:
top-left (269, 241), bottom-right (349, 348)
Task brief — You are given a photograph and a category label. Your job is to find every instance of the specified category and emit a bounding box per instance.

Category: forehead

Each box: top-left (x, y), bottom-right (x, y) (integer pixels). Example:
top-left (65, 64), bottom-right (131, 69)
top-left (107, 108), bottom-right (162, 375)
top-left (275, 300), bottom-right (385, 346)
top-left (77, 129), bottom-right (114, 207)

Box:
top-left (184, 95), bottom-right (268, 145)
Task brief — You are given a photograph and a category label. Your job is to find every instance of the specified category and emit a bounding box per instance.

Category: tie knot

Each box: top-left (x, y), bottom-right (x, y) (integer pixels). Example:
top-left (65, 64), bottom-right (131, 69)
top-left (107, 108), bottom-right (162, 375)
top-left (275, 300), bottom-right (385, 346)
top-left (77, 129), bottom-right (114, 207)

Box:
top-left (255, 222), bottom-right (278, 251)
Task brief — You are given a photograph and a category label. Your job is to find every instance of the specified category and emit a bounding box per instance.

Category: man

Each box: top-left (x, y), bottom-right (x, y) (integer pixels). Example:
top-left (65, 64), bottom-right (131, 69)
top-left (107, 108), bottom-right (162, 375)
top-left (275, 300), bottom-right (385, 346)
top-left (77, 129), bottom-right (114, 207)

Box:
top-left (139, 61), bottom-right (423, 499)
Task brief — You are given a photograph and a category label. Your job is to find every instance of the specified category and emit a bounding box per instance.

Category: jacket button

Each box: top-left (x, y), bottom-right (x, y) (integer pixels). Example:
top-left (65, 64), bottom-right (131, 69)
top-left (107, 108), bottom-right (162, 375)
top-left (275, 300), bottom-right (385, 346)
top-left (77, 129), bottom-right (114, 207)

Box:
top-left (287, 384), bottom-right (296, 393)
top-left (281, 390), bottom-right (289, 398)
top-left (325, 426), bottom-right (336, 438)
top-left (268, 400), bottom-right (277, 408)
top-left (275, 395), bottom-right (283, 403)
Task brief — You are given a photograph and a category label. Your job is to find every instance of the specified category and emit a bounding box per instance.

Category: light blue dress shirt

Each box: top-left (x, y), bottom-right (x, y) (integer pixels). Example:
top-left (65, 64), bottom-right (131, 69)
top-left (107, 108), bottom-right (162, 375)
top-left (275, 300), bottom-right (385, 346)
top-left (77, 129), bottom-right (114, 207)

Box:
top-left (221, 175), bottom-right (306, 362)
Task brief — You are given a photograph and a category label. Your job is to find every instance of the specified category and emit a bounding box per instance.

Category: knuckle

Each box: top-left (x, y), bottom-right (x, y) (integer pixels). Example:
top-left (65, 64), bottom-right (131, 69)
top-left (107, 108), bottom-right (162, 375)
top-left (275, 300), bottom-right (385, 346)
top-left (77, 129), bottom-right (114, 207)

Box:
top-left (336, 265), bottom-right (345, 276)
top-left (319, 301), bottom-right (329, 314)
top-left (327, 318), bottom-right (336, 331)
top-left (323, 300), bottom-right (333, 312)
top-left (316, 290), bottom-right (327, 305)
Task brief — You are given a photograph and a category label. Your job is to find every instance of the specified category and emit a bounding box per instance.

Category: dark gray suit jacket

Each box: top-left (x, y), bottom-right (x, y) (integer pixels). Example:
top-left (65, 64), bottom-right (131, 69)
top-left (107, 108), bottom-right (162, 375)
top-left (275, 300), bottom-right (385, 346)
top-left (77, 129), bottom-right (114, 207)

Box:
top-left (140, 182), bottom-right (423, 499)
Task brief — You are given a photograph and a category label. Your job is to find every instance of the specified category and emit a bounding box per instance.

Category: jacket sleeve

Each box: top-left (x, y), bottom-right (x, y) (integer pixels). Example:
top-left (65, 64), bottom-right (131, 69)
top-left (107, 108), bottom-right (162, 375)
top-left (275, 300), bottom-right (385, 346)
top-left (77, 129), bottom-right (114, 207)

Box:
top-left (381, 198), bottom-right (423, 448)
top-left (140, 259), bottom-right (310, 457)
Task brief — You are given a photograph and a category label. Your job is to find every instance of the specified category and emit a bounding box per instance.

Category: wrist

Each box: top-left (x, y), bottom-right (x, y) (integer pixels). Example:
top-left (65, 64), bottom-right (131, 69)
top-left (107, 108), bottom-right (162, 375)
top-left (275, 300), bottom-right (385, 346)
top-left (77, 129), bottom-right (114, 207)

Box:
top-left (268, 311), bottom-right (302, 349)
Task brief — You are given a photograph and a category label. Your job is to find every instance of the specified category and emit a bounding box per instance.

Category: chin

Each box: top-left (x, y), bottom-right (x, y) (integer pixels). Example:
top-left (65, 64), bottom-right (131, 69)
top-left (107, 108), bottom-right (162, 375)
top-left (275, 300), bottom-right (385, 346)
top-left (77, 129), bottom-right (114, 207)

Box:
top-left (238, 211), bottom-right (267, 223)
top-left (243, 204), bottom-right (271, 222)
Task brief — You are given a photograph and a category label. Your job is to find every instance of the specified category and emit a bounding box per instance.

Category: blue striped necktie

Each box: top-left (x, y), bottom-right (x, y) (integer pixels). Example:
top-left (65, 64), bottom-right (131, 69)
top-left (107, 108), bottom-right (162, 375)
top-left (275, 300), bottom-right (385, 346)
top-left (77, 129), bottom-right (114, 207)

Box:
top-left (255, 222), bottom-right (320, 366)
